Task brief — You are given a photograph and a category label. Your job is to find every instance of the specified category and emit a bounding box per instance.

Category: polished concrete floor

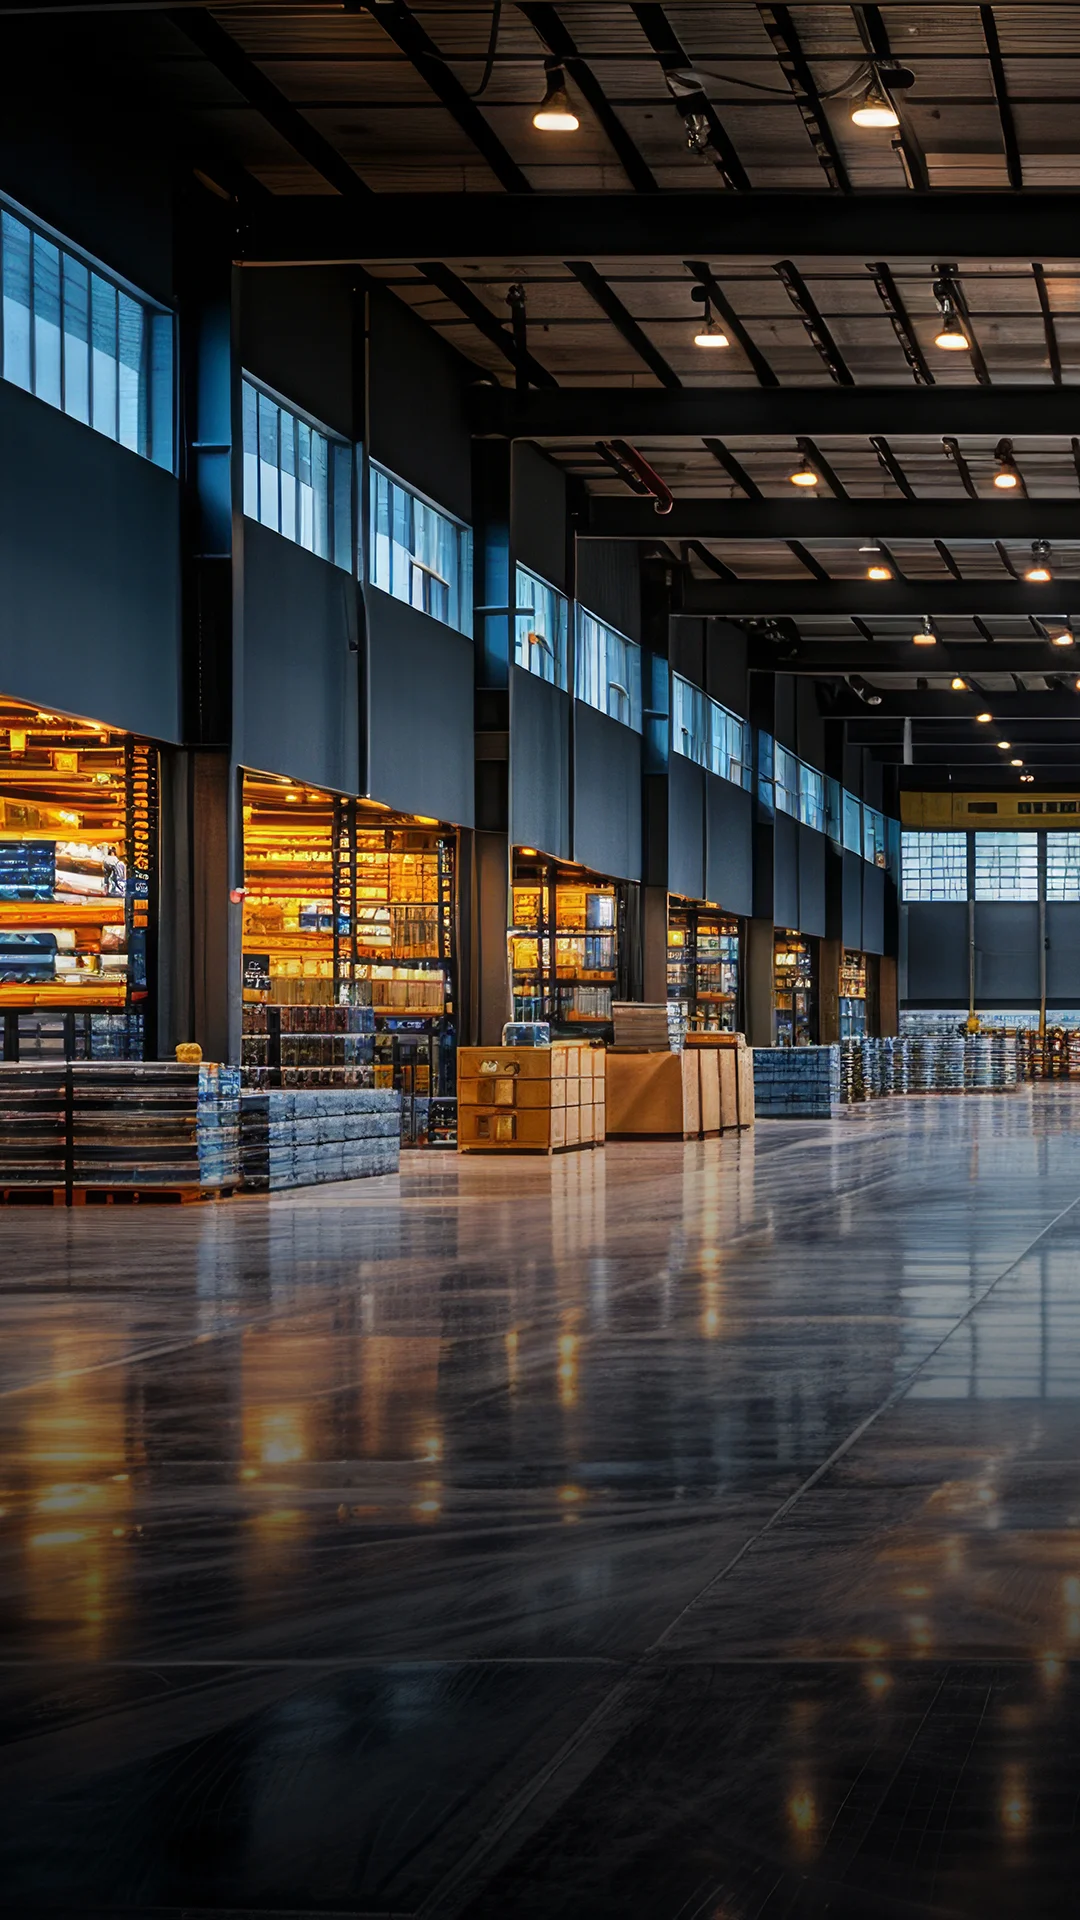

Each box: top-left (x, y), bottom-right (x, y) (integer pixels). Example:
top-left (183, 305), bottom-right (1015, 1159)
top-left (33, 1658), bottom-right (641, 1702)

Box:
top-left (4, 1091), bottom-right (1080, 1915)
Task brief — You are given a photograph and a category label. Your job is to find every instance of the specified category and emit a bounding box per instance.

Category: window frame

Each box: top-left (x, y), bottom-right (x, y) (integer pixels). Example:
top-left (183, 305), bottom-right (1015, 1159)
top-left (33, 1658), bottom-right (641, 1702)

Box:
top-left (514, 564), bottom-right (568, 688)
top-left (973, 831), bottom-right (1039, 902)
top-left (900, 830), bottom-right (969, 903)
top-left (0, 190), bottom-right (174, 471)
top-left (242, 374), bottom-right (353, 572)
top-left (576, 606), bottom-right (642, 731)
top-left (369, 463), bottom-right (473, 636)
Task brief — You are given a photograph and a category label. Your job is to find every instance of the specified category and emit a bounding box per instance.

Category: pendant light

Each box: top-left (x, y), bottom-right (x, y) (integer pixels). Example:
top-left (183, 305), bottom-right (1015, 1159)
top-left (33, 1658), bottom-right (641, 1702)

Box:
top-left (950, 676), bottom-right (968, 691)
top-left (851, 78), bottom-right (899, 128)
top-left (993, 439), bottom-right (1021, 490)
top-left (533, 64), bottom-right (579, 131)
top-left (912, 617), bottom-right (937, 646)
top-left (693, 294), bottom-right (729, 349)
top-left (1025, 540), bottom-right (1052, 582)
top-left (789, 458), bottom-right (819, 488)
top-left (867, 563), bottom-right (892, 580)
top-left (933, 280), bottom-right (969, 352)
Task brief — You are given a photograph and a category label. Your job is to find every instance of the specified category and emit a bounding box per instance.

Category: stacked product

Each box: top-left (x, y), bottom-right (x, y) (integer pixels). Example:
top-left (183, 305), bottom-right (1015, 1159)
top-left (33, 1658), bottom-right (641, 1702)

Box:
top-left (242, 1002), bottom-right (376, 1088)
top-left (71, 1062), bottom-right (240, 1189)
top-left (0, 1064), bottom-right (66, 1188)
top-left (752, 1046), bottom-right (842, 1119)
top-left (239, 1087), bottom-right (400, 1190)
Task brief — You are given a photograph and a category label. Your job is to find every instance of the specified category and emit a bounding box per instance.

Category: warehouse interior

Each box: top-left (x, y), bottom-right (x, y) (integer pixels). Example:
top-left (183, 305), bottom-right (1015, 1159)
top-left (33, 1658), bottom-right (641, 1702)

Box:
top-left (4, 2), bottom-right (1080, 1913)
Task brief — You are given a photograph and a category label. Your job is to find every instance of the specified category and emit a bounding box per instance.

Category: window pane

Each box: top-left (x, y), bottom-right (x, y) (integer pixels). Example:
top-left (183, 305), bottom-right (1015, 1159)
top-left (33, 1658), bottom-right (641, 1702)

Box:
top-left (2, 211), bottom-right (31, 390)
top-left (516, 566), bottom-right (567, 687)
top-left (902, 831), bottom-right (968, 902)
top-left (32, 234), bottom-right (61, 408)
top-left (799, 764), bottom-right (825, 832)
top-left (368, 465), bottom-right (470, 631)
top-left (974, 832), bottom-right (1038, 901)
top-left (62, 256), bottom-right (89, 424)
top-left (117, 288), bottom-right (145, 452)
top-left (312, 428), bottom-right (329, 559)
top-left (1047, 832), bottom-right (1080, 901)
top-left (1, 198), bottom-right (172, 466)
top-left (90, 273), bottom-right (117, 439)
top-left (242, 379), bottom-right (259, 519)
top-left (842, 791), bottom-right (862, 854)
top-left (258, 391), bottom-right (279, 531)
top-left (775, 746), bottom-right (799, 816)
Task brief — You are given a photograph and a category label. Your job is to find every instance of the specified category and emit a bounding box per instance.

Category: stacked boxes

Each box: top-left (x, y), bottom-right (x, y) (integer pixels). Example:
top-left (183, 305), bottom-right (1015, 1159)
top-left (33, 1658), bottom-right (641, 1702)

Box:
top-left (752, 1046), bottom-right (842, 1119)
top-left (239, 1087), bottom-right (400, 1189)
top-left (457, 1042), bottom-right (605, 1153)
top-left (0, 1066), bottom-right (66, 1187)
top-left (73, 1063), bottom-right (240, 1187)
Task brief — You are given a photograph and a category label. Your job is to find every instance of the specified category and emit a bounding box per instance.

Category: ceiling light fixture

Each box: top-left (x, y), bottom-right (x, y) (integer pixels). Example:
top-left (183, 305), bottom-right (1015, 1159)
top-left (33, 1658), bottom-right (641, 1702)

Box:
top-left (998, 740), bottom-right (1011, 750)
top-left (933, 280), bottom-right (969, 352)
top-left (1051, 627), bottom-right (1075, 646)
top-left (850, 78), bottom-right (899, 129)
top-left (533, 63), bottom-right (579, 132)
top-left (1011, 758), bottom-right (1023, 767)
top-left (789, 458), bottom-right (819, 488)
top-left (1021, 772), bottom-right (1035, 783)
top-left (993, 439), bottom-right (1021, 490)
top-left (950, 676), bottom-right (968, 691)
top-left (848, 675), bottom-right (883, 706)
top-left (867, 563), bottom-right (892, 580)
top-left (692, 291), bottom-right (729, 349)
top-left (976, 712), bottom-right (993, 723)
top-left (1026, 540), bottom-right (1053, 583)
top-left (912, 617), bottom-right (937, 645)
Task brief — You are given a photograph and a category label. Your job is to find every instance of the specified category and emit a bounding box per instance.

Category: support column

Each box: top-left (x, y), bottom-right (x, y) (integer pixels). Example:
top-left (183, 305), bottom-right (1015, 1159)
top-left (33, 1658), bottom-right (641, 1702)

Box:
top-left (878, 954), bottom-right (899, 1036)
top-left (818, 936), bottom-right (841, 1044)
top-left (744, 917), bottom-right (776, 1048)
top-left (466, 438), bottom-right (512, 1045)
top-left (173, 183), bottom-right (240, 1062)
top-left (642, 885), bottom-right (668, 1004)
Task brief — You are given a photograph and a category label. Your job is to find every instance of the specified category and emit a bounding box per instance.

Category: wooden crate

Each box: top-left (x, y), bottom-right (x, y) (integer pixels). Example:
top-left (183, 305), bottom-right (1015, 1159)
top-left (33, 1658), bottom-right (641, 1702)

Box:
top-left (457, 1044), bottom-right (602, 1153)
top-left (605, 1051), bottom-right (701, 1139)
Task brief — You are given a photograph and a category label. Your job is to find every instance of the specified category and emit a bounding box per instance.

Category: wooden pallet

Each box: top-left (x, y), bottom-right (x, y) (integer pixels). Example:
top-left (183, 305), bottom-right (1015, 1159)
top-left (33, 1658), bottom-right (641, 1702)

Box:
top-left (0, 1185), bottom-right (237, 1206)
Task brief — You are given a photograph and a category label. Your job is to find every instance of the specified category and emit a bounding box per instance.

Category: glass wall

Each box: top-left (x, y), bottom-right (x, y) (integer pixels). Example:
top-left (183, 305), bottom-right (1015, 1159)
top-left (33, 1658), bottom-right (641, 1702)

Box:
top-left (576, 609), bottom-right (641, 730)
top-left (1, 194), bottom-right (173, 470)
top-left (514, 566), bottom-right (568, 687)
top-left (900, 832), bottom-right (969, 902)
top-left (757, 734), bottom-right (888, 866)
top-left (370, 467), bottom-right (473, 636)
top-left (973, 832), bottom-right (1039, 901)
top-left (1046, 833), bottom-right (1080, 901)
top-left (242, 378), bottom-right (352, 570)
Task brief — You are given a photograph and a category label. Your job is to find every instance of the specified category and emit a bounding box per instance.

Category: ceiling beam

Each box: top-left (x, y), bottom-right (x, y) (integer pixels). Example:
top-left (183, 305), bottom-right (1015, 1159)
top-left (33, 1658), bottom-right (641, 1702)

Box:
top-left (684, 580), bottom-right (1080, 615)
top-left (744, 645), bottom-right (1079, 673)
top-left (239, 193), bottom-right (1080, 264)
top-left (827, 695), bottom-right (1080, 720)
top-left (475, 387), bottom-right (1080, 439)
top-left (580, 499), bottom-right (1080, 539)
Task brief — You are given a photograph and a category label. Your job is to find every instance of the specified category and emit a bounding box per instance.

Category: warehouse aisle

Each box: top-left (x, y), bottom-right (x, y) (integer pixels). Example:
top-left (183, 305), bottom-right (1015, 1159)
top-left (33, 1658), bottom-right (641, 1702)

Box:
top-left (1, 1090), bottom-right (1080, 1916)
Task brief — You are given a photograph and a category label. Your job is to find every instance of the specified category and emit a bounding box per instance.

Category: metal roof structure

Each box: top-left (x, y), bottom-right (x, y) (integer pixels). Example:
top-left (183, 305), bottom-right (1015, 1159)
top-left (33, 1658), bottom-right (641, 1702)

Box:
top-left (20, 0), bottom-right (1080, 766)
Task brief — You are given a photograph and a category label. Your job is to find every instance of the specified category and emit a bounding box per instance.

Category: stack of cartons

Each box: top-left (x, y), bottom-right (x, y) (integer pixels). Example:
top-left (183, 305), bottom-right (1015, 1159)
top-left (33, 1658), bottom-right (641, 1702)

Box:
top-left (0, 1066), bottom-right (66, 1190)
top-left (457, 1042), bottom-right (603, 1153)
top-left (240, 1088), bottom-right (400, 1189)
top-left (752, 1045), bottom-right (841, 1118)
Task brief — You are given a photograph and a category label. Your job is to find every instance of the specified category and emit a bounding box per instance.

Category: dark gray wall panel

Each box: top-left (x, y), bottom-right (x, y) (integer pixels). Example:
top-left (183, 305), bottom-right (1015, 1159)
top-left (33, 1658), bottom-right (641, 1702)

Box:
top-left (774, 675), bottom-right (797, 753)
top-left (705, 621), bottom-right (747, 717)
top-left (797, 823), bottom-right (826, 937)
top-left (241, 268), bottom-right (354, 439)
top-left (1047, 904), bottom-right (1080, 1003)
top-left (670, 618), bottom-right (705, 688)
top-left (974, 903), bottom-right (1039, 1004)
top-left (512, 445), bottom-right (568, 592)
top-left (862, 864), bottom-right (886, 955)
top-left (0, 384), bottom-right (181, 741)
top-left (906, 903), bottom-right (969, 1003)
top-left (774, 811), bottom-right (799, 929)
top-left (241, 522), bottom-right (358, 792)
top-left (667, 754), bottom-right (705, 901)
top-left (705, 776), bottom-right (753, 916)
top-left (510, 668), bottom-right (570, 860)
top-left (367, 289), bottom-right (472, 523)
top-left (841, 851), bottom-right (863, 949)
top-left (796, 677), bottom-right (826, 773)
top-left (0, 20), bottom-right (175, 300)
top-left (575, 541), bottom-right (641, 643)
top-left (366, 591), bottom-right (474, 825)
top-left (573, 703), bottom-right (642, 880)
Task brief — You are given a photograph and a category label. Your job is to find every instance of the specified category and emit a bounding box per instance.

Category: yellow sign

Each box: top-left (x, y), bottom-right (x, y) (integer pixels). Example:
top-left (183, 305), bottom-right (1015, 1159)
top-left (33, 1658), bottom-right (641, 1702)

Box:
top-left (901, 791), bottom-right (1080, 830)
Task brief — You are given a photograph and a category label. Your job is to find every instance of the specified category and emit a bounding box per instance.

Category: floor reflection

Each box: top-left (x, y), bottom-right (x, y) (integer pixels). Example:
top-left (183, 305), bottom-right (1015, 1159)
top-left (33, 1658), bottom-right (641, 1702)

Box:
top-left (3, 1090), bottom-right (1080, 1911)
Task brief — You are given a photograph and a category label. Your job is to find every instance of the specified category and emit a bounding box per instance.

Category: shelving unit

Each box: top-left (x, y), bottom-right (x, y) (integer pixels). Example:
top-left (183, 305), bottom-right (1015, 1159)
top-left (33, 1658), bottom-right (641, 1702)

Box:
top-left (509, 855), bottom-right (624, 1037)
top-left (774, 933), bottom-right (816, 1048)
top-left (667, 901), bottom-right (740, 1032)
top-left (241, 776), bottom-right (457, 1108)
top-left (840, 949), bottom-right (868, 1040)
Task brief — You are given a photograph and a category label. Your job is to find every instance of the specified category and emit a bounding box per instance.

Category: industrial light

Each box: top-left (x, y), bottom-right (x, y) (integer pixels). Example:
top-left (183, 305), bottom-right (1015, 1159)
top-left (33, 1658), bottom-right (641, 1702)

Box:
top-left (1051, 628), bottom-right (1075, 646)
top-left (849, 675), bottom-right (883, 706)
top-left (851, 79), bottom-right (899, 129)
top-left (867, 564), bottom-right (892, 580)
top-left (1025, 540), bottom-right (1052, 582)
top-left (693, 297), bottom-right (729, 349)
top-left (1021, 772), bottom-right (1035, 783)
top-left (997, 740), bottom-right (1011, 750)
top-left (933, 281), bottom-right (969, 352)
top-left (993, 440), bottom-right (1021, 490)
top-left (789, 460), bottom-right (819, 488)
top-left (950, 676), bottom-right (968, 691)
top-left (912, 617), bottom-right (937, 645)
top-left (976, 712), bottom-right (993, 723)
top-left (533, 65), bottom-right (579, 131)
top-left (1011, 758), bottom-right (1023, 767)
